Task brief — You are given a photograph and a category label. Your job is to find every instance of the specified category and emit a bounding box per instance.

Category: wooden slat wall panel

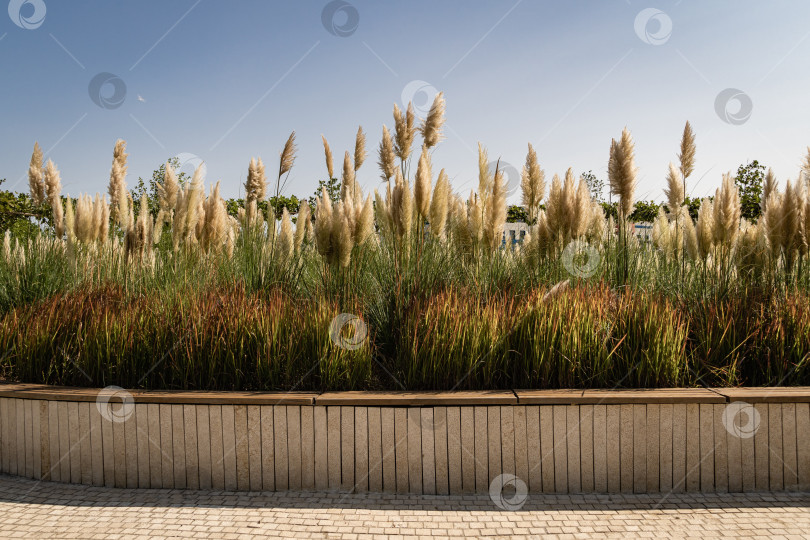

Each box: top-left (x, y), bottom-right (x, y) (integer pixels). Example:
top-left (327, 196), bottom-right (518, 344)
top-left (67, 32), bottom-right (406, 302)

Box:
top-left (221, 405), bottom-right (237, 491)
top-left (288, 406), bottom-right (303, 491)
top-left (247, 405), bottom-right (261, 491)
top-left (552, 405), bottom-right (567, 493)
top-left (619, 404), bottom-right (633, 494)
top-left (753, 403), bottom-right (769, 490)
top-left (407, 407), bottom-right (421, 494)
top-left (354, 407), bottom-right (368, 492)
top-left (606, 405), bottom-right (620, 493)
top-left (671, 404), bottom-right (685, 492)
top-left (313, 406), bottom-right (327, 491)
top-left (171, 404), bottom-right (186, 489)
top-left (540, 406), bottom-right (555, 493)
top-left (699, 403), bottom-right (714, 493)
top-left (260, 405), bottom-right (274, 491)
top-left (445, 407), bottom-right (462, 494)
top-left (487, 406), bottom-right (501, 490)
top-left (433, 407), bottom-right (449, 495)
top-left (768, 404), bottom-right (784, 491)
top-left (459, 407), bottom-right (475, 493)
top-left (726, 403), bottom-right (743, 493)
top-left (79, 402), bottom-right (92, 485)
top-left (24, 399), bottom-right (34, 478)
top-left (659, 404), bottom-right (672, 493)
top-left (632, 404), bottom-right (646, 494)
top-left (58, 401), bottom-right (71, 484)
top-left (209, 405), bottom-right (225, 491)
top-left (740, 405), bottom-right (756, 492)
top-left (782, 403), bottom-right (798, 491)
top-left (380, 407), bottom-right (396, 493)
top-left (340, 406), bottom-right (354, 492)
top-left (196, 405), bottom-right (212, 490)
top-left (592, 405), bottom-right (607, 493)
top-left (514, 406), bottom-right (529, 492)
top-left (579, 405), bottom-right (594, 493)
top-left (327, 406), bottom-right (340, 490)
top-left (0, 399), bottom-right (7, 474)
top-left (713, 404), bottom-right (728, 493)
top-left (38, 401), bottom-right (50, 482)
top-left (233, 405), bottom-right (249, 491)
top-left (147, 403), bottom-right (161, 488)
top-left (474, 406), bottom-right (488, 493)
top-left (565, 405), bottom-right (580, 493)
top-left (301, 405), bottom-right (316, 491)
top-left (394, 408), bottom-right (408, 493)
top-left (797, 403), bottom-right (810, 491)
top-left (124, 402), bottom-right (138, 488)
top-left (645, 404), bottom-right (659, 493)
top-left (273, 405), bottom-right (289, 491)
top-left (685, 403), bottom-right (700, 492)
top-left (159, 404), bottom-right (174, 489)
top-left (526, 406), bottom-right (541, 492)
top-left (183, 404), bottom-right (199, 490)
top-left (420, 408), bottom-right (435, 495)
top-left (136, 404), bottom-right (150, 488)
top-left (17, 400), bottom-right (26, 478)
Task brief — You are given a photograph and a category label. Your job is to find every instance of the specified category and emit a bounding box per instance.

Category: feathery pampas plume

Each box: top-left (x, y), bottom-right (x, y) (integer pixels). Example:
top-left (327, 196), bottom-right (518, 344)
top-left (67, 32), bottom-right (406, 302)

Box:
top-left (419, 91), bottom-right (445, 149)
top-left (322, 135), bottom-right (334, 179)
top-left (414, 145), bottom-right (432, 219)
top-left (64, 196), bottom-right (76, 245)
top-left (485, 164), bottom-right (507, 250)
top-left (155, 163), bottom-right (180, 241)
top-left (201, 182), bottom-right (229, 253)
top-left (664, 162), bottom-right (684, 212)
top-left (393, 102), bottom-right (416, 162)
top-left (276, 207), bottom-right (295, 262)
top-left (377, 125), bottom-right (396, 181)
top-left (780, 178), bottom-right (805, 268)
top-left (107, 139), bottom-right (128, 228)
top-left (695, 198), bottom-right (714, 260)
top-left (341, 151), bottom-right (357, 200)
top-left (762, 190), bottom-right (783, 260)
top-left (354, 126), bottom-right (366, 171)
top-left (314, 187), bottom-right (334, 261)
top-left (762, 168), bottom-right (777, 214)
top-left (294, 201), bottom-right (310, 252)
top-left (392, 169), bottom-right (413, 240)
top-left (28, 142), bottom-right (45, 206)
top-left (608, 128), bottom-right (638, 220)
top-left (712, 173), bottom-right (741, 247)
top-left (125, 193), bottom-right (154, 264)
top-left (245, 157), bottom-right (267, 203)
top-left (43, 159), bottom-right (64, 238)
top-left (477, 143), bottom-right (492, 208)
top-left (678, 121), bottom-right (696, 184)
top-left (429, 169), bottom-right (450, 239)
top-left (172, 164), bottom-right (205, 250)
top-left (520, 143), bottom-right (545, 224)
top-left (278, 131), bottom-right (297, 180)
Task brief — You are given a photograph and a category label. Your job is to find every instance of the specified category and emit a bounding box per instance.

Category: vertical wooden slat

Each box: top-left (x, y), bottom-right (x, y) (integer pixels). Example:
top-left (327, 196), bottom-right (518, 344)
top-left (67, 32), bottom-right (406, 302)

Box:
top-left (221, 405), bottom-right (237, 491)
top-left (460, 407), bottom-right (475, 493)
top-left (353, 407), bottom-right (368, 492)
top-left (159, 404), bottom-right (174, 489)
top-left (552, 405), bottom-right (567, 493)
top-left (50, 401), bottom-right (62, 483)
top-left (514, 406), bottom-right (529, 492)
top-left (233, 405), bottom-right (249, 491)
top-left (147, 403), bottom-right (162, 489)
top-left (209, 405), bottom-right (224, 490)
top-left (753, 403), bottom-right (769, 490)
top-left (420, 408), bottom-right (435, 495)
top-left (59, 401), bottom-right (72, 483)
top-left (526, 406), bottom-right (541, 492)
top-left (659, 404), bottom-right (673, 494)
top-left (566, 405), bottom-right (580, 493)
top-left (259, 405), bottom-right (274, 491)
top-left (501, 406), bottom-right (515, 481)
top-left (183, 404), bottom-right (199, 490)
top-left (380, 407), bottom-right (395, 492)
top-left (447, 407), bottom-right (464, 494)
top-left (796, 403), bottom-right (810, 491)
top-left (24, 400), bottom-right (34, 478)
top-left (592, 405), bottom-right (607, 493)
top-left (540, 406), bottom-right (555, 493)
top-left (99, 402), bottom-right (113, 487)
top-left (327, 406), bottom-right (341, 490)
top-left (196, 405), bottom-right (211, 490)
top-left (699, 403), bottom-right (714, 492)
top-left (713, 404), bottom-right (728, 493)
top-left (272, 405), bottom-right (289, 489)
top-left (171, 404), bottom-right (186, 489)
top-left (123, 402), bottom-right (138, 488)
top-left (9, 399), bottom-right (19, 476)
top-left (340, 406), bottom-right (354, 492)
top-left (685, 403), bottom-right (700, 492)
top-left (606, 405), bottom-right (620, 493)
top-left (434, 407), bottom-right (449, 495)
top-left (301, 405), bottom-right (316, 491)
top-left (619, 404), bottom-right (633, 494)
top-left (671, 404), bottom-right (686, 492)
top-left (136, 404), bottom-right (150, 488)
top-left (16, 400), bottom-right (27, 478)
top-left (407, 407), bottom-right (422, 494)
top-left (394, 408), bottom-right (408, 493)
top-left (633, 404), bottom-right (646, 494)
top-left (286, 406), bottom-right (301, 491)
top-left (646, 404), bottom-right (659, 493)
top-left (726, 403), bottom-right (743, 493)
top-left (579, 405), bottom-right (594, 493)
top-left (38, 401), bottom-right (49, 481)
top-left (247, 405), bottom-right (262, 491)
top-left (768, 403), bottom-right (784, 490)
top-left (79, 402), bottom-right (92, 485)
top-left (0, 399), bottom-right (7, 474)
top-left (474, 406), bottom-right (488, 493)
top-left (487, 407), bottom-right (502, 489)
top-left (313, 406), bottom-right (327, 491)
top-left (782, 403), bottom-right (798, 491)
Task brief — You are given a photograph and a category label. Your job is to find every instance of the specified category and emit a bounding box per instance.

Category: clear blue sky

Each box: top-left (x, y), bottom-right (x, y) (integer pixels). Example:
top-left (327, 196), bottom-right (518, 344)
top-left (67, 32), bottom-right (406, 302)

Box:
top-left (2, 0), bottom-right (809, 204)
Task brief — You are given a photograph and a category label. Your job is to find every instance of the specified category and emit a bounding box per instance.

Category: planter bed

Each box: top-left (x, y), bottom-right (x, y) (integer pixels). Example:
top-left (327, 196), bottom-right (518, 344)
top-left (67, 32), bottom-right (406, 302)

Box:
top-left (0, 382), bottom-right (808, 495)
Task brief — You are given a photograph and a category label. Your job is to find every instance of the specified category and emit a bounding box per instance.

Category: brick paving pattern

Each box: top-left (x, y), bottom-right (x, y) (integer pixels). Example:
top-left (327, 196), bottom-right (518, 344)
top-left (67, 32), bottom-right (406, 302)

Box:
top-left (0, 474), bottom-right (808, 539)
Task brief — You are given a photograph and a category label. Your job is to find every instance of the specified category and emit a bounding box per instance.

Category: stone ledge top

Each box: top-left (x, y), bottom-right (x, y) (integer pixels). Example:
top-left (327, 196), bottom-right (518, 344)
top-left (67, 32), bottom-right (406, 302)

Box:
top-left (0, 382), bottom-right (808, 406)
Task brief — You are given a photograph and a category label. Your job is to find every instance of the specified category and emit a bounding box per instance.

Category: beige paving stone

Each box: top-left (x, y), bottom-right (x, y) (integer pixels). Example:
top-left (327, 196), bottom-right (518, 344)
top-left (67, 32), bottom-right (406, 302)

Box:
top-left (146, 403), bottom-right (162, 489)
top-left (407, 407), bottom-right (422, 494)
top-left (246, 405), bottom-right (261, 491)
top-left (159, 403), bottom-right (174, 489)
top-left (592, 404), bottom-right (607, 493)
top-left (301, 405), bottom-right (315, 491)
top-left (433, 407), bottom-right (449, 495)
top-left (196, 405), bottom-right (212, 490)
top-left (768, 403), bottom-right (784, 491)
top-left (341, 406), bottom-right (355, 492)
top-left (354, 407), bottom-right (368, 492)
top-left (260, 405), bottom-right (274, 491)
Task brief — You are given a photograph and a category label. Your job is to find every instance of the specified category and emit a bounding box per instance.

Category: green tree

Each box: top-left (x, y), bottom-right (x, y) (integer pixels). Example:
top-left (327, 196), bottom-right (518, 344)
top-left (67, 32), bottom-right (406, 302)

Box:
top-left (734, 160), bottom-right (765, 222)
top-left (312, 177), bottom-right (341, 205)
top-left (0, 179), bottom-right (49, 238)
top-left (506, 204), bottom-right (528, 223)
top-left (582, 170), bottom-right (605, 202)
top-left (629, 200), bottom-right (660, 223)
top-left (132, 157), bottom-right (192, 218)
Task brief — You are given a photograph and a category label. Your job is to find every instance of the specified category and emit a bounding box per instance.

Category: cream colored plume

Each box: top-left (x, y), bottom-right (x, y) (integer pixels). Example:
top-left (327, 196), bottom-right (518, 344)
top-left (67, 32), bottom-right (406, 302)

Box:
top-left (429, 169), bottom-right (450, 239)
top-left (200, 182), bottom-right (229, 253)
top-left (695, 198), bottom-right (714, 260)
top-left (419, 92), bottom-right (445, 149)
top-left (391, 169), bottom-right (413, 240)
top-left (393, 102), bottom-right (416, 162)
top-left (678, 121), bottom-right (696, 181)
top-left (377, 125), bottom-right (397, 181)
top-left (294, 202), bottom-right (310, 252)
top-left (414, 145), bottom-right (432, 219)
top-left (322, 135), bottom-right (335, 179)
top-left (477, 144), bottom-right (492, 207)
top-left (125, 193), bottom-right (154, 263)
top-left (172, 164), bottom-right (205, 250)
top-left (520, 143), bottom-right (545, 223)
top-left (276, 207), bottom-right (294, 261)
top-left (354, 126), bottom-right (367, 171)
top-left (28, 142), bottom-right (45, 206)
top-left (762, 168), bottom-right (777, 214)
top-left (341, 151), bottom-right (357, 201)
top-left (278, 131), bottom-right (297, 179)
top-left (762, 190), bottom-right (783, 259)
top-left (608, 128), bottom-right (637, 219)
top-left (780, 178), bottom-right (806, 266)
top-left (484, 165), bottom-right (507, 250)
top-left (664, 162), bottom-right (684, 212)
top-left (43, 159), bottom-right (64, 238)
top-left (711, 173), bottom-right (741, 246)
top-left (245, 157), bottom-right (267, 203)
top-left (107, 139), bottom-right (128, 227)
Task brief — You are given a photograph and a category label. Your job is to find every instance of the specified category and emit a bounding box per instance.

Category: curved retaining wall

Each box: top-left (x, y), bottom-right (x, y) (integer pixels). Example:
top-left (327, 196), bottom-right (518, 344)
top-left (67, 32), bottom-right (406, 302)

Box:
top-left (0, 383), bottom-right (808, 494)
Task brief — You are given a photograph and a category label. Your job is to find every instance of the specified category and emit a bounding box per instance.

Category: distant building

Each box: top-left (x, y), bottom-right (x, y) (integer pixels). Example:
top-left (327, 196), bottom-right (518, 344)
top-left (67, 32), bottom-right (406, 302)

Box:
top-left (631, 222), bottom-right (653, 241)
top-left (501, 222), bottom-right (530, 248)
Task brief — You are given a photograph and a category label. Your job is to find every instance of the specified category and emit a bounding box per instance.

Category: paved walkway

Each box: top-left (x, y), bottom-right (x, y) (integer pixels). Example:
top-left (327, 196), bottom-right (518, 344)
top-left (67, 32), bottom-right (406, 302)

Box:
top-left (0, 474), bottom-right (808, 539)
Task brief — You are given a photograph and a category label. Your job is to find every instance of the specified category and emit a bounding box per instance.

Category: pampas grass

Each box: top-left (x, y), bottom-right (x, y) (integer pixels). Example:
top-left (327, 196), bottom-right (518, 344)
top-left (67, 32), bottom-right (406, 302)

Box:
top-left (419, 91), bottom-right (445, 149)
top-left (43, 159), bottom-right (64, 238)
top-left (429, 169), bottom-right (450, 239)
top-left (377, 125), bottom-right (396, 181)
top-left (414, 145), bottom-right (432, 219)
top-left (520, 143), bottom-right (545, 224)
top-left (322, 135), bottom-right (334, 179)
top-left (354, 126), bottom-right (366, 171)
top-left (107, 139), bottom-right (128, 228)
top-left (678, 120), bottom-right (696, 189)
top-left (393, 102), bottom-right (416, 164)
top-left (27, 142), bottom-right (44, 206)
